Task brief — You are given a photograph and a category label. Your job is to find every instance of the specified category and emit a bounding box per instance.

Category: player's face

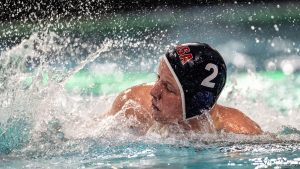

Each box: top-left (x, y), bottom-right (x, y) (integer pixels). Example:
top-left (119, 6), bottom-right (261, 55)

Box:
top-left (150, 59), bottom-right (183, 124)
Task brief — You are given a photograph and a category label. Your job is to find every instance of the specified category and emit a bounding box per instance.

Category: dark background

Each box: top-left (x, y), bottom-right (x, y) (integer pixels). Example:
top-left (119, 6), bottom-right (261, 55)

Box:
top-left (0, 0), bottom-right (296, 21)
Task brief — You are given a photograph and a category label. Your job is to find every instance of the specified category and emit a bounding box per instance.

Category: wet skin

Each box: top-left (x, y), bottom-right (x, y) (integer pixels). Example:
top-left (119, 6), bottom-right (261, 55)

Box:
top-left (107, 60), bottom-right (262, 135)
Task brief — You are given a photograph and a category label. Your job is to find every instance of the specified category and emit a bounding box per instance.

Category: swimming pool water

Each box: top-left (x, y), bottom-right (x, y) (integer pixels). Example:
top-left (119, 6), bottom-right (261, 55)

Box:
top-left (1, 2), bottom-right (300, 168)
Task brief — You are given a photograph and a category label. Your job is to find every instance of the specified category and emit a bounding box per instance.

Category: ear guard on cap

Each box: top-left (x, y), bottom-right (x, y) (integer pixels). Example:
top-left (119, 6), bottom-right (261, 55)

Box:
top-left (164, 42), bottom-right (227, 120)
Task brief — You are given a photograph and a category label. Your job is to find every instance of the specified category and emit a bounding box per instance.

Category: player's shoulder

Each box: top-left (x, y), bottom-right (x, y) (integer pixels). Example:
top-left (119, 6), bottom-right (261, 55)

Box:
top-left (214, 104), bottom-right (244, 118)
top-left (117, 83), bottom-right (153, 99)
top-left (211, 104), bottom-right (262, 135)
top-left (119, 83), bottom-right (153, 100)
top-left (108, 83), bottom-right (153, 116)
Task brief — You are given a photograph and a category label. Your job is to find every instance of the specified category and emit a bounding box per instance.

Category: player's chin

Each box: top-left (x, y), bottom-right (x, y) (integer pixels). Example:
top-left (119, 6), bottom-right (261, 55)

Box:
top-left (153, 117), bottom-right (169, 124)
top-left (151, 105), bottom-right (174, 123)
top-left (152, 113), bottom-right (173, 124)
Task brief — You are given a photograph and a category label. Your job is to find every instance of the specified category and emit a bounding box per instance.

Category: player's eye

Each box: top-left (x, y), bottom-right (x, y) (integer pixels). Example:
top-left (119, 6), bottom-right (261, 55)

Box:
top-left (166, 83), bottom-right (175, 93)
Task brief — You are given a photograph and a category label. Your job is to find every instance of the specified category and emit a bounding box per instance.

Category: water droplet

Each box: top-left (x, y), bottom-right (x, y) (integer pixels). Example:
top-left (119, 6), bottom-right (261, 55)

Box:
top-left (255, 38), bottom-right (260, 43)
top-left (274, 24), bottom-right (279, 31)
top-left (281, 60), bottom-right (294, 75)
top-left (248, 16), bottom-right (253, 21)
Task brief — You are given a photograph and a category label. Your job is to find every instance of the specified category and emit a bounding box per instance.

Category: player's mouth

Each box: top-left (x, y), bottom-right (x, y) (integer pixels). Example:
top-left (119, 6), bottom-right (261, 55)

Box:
top-left (151, 100), bottom-right (160, 112)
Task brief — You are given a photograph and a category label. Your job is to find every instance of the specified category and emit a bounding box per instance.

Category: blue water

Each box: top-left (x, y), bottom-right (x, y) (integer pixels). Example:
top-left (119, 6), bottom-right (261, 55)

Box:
top-left (1, 137), bottom-right (300, 168)
top-left (1, 2), bottom-right (300, 168)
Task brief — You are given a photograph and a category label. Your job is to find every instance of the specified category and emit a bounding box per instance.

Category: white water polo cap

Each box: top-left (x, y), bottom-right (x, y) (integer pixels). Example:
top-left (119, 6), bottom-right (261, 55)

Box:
top-left (163, 42), bottom-right (227, 120)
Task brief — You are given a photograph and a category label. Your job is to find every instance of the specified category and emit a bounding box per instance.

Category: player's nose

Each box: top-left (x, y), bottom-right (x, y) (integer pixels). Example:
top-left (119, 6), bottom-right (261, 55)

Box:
top-left (150, 81), bottom-right (163, 100)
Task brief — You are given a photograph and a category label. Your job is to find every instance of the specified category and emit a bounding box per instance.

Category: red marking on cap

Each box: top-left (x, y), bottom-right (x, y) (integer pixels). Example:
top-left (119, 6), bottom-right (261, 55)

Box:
top-left (176, 45), bottom-right (193, 65)
top-left (179, 54), bottom-right (193, 65)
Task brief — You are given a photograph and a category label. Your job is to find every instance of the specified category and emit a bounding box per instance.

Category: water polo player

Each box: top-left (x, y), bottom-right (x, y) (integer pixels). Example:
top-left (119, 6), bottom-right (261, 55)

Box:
top-left (106, 42), bottom-right (262, 135)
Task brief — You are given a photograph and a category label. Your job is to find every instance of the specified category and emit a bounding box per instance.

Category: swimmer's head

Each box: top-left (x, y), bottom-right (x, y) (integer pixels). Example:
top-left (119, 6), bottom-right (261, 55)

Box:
top-left (163, 42), bottom-right (227, 120)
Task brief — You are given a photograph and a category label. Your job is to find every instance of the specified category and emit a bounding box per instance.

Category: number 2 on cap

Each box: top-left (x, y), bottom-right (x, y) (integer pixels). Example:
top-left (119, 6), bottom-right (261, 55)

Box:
top-left (201, 63), bottom-right (218, 88)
